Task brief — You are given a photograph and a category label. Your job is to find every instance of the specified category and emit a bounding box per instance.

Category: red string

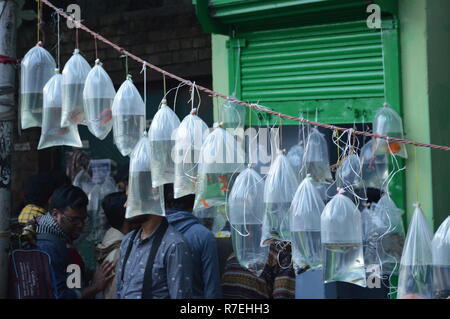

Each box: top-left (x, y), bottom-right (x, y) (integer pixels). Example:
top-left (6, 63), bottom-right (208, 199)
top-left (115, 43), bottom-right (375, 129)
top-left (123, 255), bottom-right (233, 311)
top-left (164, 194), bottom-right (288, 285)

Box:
top-left (40, 0), bottom-right (450, 152)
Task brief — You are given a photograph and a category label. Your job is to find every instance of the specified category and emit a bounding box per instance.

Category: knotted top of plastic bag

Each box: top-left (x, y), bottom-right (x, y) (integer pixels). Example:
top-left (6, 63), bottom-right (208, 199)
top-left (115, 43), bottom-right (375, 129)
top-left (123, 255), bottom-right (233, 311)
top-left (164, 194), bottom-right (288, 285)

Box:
top-left (112, 78), bottom-right (145, 116)
top-left (176, 109), bottom-right (209, 149)
top-left (198, 124), bottom-right (245, 174)
top-left (321, 190), bottom-right (362, 244)
top-left (400, 204), bottom-right (433, 266)
top-left (290, 175), bottom-right (324, 231)
top-left (83, 59), bottom-right (116, 99)
top-left (148, 99), bottom-right (180, 141)
top-left (432, 215), bottom-right (450, 266)
top-left (264, 152), bottom-right (298, 204)
top-left (43, 69), bottom-right (62, 108)
top-left (21, 43), bottom-right (56, 93)
top-left (130, 134), bottom-right (151, 172)
top-left (229, 167), bottom-right (265, 225)
top-left (62, 49), bottom-right (91, 85)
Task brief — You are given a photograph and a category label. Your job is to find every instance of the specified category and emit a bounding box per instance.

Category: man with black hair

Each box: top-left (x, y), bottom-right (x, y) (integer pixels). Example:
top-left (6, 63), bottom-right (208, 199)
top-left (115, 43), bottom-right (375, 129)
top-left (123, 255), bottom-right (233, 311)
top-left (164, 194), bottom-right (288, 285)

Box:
top-left (18, 171), bottom-right (71, 225)
top-left (96, 192), bottom-right (135, 299)
top-left (35, 185), bottom-right (115, 299)
top-left (163, 184), bottom-right (222, 299)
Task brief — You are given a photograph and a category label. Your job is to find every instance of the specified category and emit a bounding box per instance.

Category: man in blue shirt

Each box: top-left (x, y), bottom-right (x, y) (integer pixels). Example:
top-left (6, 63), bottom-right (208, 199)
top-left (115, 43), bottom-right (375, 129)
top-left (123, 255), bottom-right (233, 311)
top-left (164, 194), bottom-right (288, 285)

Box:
top-left (163, 184), bottom-right (222, 299)
top-left (35, 185), bottom-right (115, 299)
top-left (115, 212), bottom-right (194, 299)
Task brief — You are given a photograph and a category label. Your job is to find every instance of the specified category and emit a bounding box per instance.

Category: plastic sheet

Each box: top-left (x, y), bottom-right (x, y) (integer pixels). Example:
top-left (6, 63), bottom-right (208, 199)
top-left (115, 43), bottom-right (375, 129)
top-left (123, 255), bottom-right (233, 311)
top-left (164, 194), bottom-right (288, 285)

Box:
top-left (360, 139), bottom-right (388, 190)
top-left (126, 134), bottom-right (165, 219)
top-left (398, 204), bottom-right (433, 299)
top-left (37, 70), bottom-right (82, 150)
top-left (111, 77), bottom-right (146, 156)
top-left (61, 49), bottom-right (91, 127)
top-left (261, 152), bottom-right (298, 245)
top-left (432, 216), bottom-right (450, 299)
top-left (303, 127), bottom-right (332, 182)
top-left (20, 43), bottom-right (56, 129)
top-left (148, 99), bottom-right (180, 187)
top-left (173, 109), bottom-right (209, 198)
top-left (193, 124), bottom-right (245, 212)
top-left (290, 175), bottom-right (324, 269)
top-left (228, 167), bottom-right (269, 276)
top-left (321, 191), bottom-right (366, 287)
top-left (372, 105), bottom-right (407, 158)
top-left (83, 59), bottom-right (115, 140)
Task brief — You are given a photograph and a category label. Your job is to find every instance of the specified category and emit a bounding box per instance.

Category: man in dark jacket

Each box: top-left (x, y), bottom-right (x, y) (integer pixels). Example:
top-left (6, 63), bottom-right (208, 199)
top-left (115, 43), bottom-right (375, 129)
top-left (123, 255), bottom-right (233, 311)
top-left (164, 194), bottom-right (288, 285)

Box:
top-left (36, 185), bottom-right (114, 298)
top-left (164, 184), bottom-right (222, 299)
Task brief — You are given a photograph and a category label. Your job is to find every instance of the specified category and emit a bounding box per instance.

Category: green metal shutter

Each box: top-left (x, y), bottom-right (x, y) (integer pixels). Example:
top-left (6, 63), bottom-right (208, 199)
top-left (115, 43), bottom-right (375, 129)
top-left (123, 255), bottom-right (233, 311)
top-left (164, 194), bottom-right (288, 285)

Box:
top-left (229, 20), bottom-right (396, 124)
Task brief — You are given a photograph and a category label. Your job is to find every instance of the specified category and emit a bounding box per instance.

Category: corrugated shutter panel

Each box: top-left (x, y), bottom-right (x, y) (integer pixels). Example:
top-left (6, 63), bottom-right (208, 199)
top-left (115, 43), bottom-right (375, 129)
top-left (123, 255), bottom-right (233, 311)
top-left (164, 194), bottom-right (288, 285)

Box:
top-left (239, 20), bottom-right (385, 103)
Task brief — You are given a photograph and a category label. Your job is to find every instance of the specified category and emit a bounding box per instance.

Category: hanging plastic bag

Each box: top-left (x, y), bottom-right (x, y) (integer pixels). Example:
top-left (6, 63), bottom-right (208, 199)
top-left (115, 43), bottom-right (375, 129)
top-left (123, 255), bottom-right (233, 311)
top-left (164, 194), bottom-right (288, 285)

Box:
top-left (261, 151), bottom-right (298, 245)
top-left (61, 49), bottom-right (91, 126)
top-left (86, 181), bottom-right (115, 243)
top-left (228, 167), bottom-right (269, 276)
top-left (303, 127), bottom-right (332, 182)
top-left (20, 42), bottom-right (56, 129)
top-left (73, 169), bottom-right (94, 195)
top-left (290, 175), bottom-right (324, 270)
top-left (220, 98), bottom-right (246, 129)
top-left (173, 108), bottom-right (209, 198)
top-left (372, 104), bottom-right (407, 158)
top-left (37, 69), bottom-right (82, 150)
top-left (432, 215), bottom-right (450, 299)
top-left (361, 204), bottom-right (378, 269)
top-left (111, 76), bottom-right (146, 157)
top-left (83, 59), bottom-right (115, 140)
top-left (193, 123), bottom-right (245, 213)
top-left (398, 204), bottom-right (433, 299)
top-left (321, 190), bottom-right (366, 287)
top-left (126, 134), bottom-right (165, 219)
top-left (360, 139), bottom-right (388, 190)
top-left (336, 154), bottom-right (363, 190)
top-left (148, 99), bottom-right (181, 187)
top-left (287, 143), bottom-right (304, 179)
top-left (369, 194), bottom-right (405, 275)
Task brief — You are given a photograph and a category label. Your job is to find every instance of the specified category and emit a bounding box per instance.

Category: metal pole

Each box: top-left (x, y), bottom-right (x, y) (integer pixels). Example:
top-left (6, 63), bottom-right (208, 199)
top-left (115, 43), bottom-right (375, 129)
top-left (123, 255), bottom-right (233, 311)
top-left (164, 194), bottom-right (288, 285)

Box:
top-left (0, 0), bottom-right (16, 298)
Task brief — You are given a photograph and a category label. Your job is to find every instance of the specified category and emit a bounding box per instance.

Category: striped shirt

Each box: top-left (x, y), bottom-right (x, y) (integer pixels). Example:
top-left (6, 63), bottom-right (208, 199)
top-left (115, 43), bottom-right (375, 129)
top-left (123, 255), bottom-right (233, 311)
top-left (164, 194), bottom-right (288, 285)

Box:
top-left (221, 242), bottom-right (296, 299)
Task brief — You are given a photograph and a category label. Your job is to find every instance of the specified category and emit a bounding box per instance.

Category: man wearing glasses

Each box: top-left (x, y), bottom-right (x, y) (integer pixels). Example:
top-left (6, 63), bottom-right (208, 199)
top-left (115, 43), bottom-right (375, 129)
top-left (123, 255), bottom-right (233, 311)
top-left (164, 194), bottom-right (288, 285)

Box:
top-left (35, 185), bottom-right (114, 298)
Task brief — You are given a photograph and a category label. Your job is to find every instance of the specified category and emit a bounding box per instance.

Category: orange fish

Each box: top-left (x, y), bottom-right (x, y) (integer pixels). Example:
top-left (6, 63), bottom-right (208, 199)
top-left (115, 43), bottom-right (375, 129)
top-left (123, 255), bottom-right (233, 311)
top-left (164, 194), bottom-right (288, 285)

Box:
top-left (200, 199), bottom-right (211, 207)
top-left (99, 109), bottom-right (112, 124)
top-left (387, 142), bottom-right (402, 154)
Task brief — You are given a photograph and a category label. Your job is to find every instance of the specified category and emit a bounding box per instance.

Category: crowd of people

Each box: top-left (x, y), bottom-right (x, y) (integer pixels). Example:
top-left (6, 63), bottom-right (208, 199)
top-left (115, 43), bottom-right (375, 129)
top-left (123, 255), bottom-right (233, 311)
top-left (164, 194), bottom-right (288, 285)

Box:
top-left (11, 170), bottom-right (296, 299)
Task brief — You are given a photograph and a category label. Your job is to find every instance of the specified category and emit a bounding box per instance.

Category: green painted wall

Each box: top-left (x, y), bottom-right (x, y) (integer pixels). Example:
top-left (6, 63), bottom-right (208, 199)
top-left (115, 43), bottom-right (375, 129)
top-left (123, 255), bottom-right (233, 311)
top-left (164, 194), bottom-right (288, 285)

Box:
top-left (398, 0), bottom-right (433, 226)
top-left (212, 34), bottom-right (230, 122)
top-left (399, 0), bottom-right (450, 229)
top-left (425, 0), bottom-right (450, 229)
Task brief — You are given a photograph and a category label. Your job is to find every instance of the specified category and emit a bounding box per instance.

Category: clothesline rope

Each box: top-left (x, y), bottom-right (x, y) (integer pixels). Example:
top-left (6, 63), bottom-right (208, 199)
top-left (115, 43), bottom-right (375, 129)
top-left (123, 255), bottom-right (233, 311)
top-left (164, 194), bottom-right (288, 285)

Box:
top-left (40, 0), bottom-right (450, 152)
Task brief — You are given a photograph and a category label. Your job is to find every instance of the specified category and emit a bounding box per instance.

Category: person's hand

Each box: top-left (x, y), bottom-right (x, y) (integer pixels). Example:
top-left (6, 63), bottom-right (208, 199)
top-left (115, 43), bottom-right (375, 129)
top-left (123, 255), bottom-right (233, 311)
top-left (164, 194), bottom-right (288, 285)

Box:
top-left (92, 260), bottom-right (115, 292)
